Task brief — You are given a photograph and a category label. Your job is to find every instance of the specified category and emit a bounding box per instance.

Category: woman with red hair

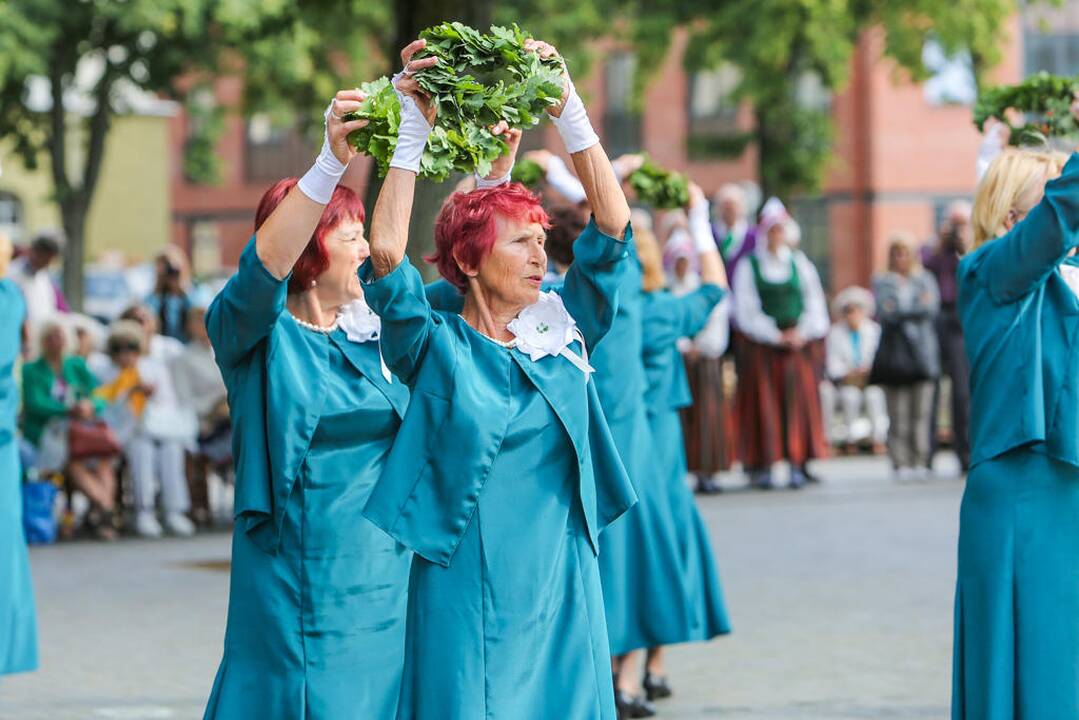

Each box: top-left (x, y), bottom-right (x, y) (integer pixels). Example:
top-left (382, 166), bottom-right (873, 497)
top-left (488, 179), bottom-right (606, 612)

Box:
top-left (201, 88), bottom-right (415, 719)
top-left (359, 39), bottom-right (636, 718)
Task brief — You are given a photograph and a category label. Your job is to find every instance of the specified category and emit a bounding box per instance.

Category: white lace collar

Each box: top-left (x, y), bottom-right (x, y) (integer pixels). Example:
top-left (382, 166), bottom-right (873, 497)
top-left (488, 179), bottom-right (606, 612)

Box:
top-left (504, 291), bottom-right (594, 377)
top-left (337, 296), bottom-right (392, 382)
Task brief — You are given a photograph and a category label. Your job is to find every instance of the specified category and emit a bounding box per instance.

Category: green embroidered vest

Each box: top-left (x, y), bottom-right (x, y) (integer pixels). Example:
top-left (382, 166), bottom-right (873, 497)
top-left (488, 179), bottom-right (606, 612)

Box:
top-left (750, 255), bottom-right (803, 329)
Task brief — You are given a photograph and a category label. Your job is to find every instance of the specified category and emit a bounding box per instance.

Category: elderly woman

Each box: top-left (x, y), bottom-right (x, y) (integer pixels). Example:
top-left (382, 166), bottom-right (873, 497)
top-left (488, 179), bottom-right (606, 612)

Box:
top-left (360, 39), bottom-right (636, 719)
top-left (633, 185), bottom-right (732, 702)
top-left (0, 232), bottom-right (37, 675)
top-left (952, 146), bottom-right (1079, 720)
top-left (202, 101), bottom-right (414, 714)
top-left (871, 233), bottom-right (940, 480)
top-left (22, 320), bottom-right (120, 540)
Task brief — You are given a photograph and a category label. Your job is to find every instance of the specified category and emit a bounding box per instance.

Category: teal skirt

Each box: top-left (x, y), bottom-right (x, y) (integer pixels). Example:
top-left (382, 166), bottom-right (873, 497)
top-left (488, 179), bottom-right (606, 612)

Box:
top-left (953, 447), bottom-right (1079, 719)
top-left (0, 439), bottom-right (37, 676)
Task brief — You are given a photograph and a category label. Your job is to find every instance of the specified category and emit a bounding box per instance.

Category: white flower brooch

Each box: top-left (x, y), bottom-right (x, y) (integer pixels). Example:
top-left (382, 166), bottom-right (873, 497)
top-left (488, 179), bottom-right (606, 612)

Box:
top-left (338, 296), bottom-right (392, 382)
top-left (507, 291), bottom-right (595, 378)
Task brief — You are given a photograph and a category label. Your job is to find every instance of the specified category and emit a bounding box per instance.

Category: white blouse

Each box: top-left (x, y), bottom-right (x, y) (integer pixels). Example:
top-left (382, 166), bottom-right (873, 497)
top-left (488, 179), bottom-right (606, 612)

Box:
top-left (732, 244), bottom-right (829, 346)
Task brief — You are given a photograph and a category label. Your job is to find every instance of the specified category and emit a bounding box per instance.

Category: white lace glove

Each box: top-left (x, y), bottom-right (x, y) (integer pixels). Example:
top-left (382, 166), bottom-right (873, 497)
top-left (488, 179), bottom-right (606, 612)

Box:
top-left (296, 101), bottom-right (348, 205)
top-left (688, 197), bottom-right (717, 254)
top-left (544, 155), bottom-right (587, 204)
top-left (389, 72), bottom-right (433, 173)
top-left (549, 77), bottom-right (599, 154)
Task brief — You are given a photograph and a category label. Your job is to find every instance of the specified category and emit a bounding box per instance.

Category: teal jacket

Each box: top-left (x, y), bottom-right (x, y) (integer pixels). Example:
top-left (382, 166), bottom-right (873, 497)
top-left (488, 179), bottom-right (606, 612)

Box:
top-left (0, 280), bottom-right (24, 444)
top-left (205, 239), bottom-right (410, 554)
top-left (958, 152), bottom-right (1079, 469)
top-left (641, 285), bottom-right (727, 414)
top-left (590, 242), bottom-right (645, 422)
top-left (21, 355), bottom-right (101, 446)
top-left (361, 219), bottom-right (638, 567)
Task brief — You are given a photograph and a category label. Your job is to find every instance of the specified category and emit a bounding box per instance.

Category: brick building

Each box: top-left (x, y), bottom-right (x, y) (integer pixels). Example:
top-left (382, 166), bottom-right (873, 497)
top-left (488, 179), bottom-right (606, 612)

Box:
top-left (171, 6), bottom-right (1075, 291)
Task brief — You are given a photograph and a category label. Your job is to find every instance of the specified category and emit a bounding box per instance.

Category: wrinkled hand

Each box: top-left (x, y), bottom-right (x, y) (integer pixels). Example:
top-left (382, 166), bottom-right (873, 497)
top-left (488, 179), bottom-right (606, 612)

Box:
top-left (326, 90), bottom-right (370, 166)
top-left (486, 121), bottom-right (523, 180)
top-left (524, 38), bottom-right (570, 118)
top-left (394, 39), bottom-right (439, 126)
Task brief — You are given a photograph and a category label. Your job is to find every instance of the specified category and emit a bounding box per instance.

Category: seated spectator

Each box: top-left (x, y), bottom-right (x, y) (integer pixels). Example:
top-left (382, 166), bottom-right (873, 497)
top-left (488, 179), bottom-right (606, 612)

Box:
top-left (823, 287), bottom-right (888, 454)
top-left (144, 246), bottom-right (193, 343)
top-left (21, 321), bottom-right (119, 540)
top-left (68, 313), bottom-right (110, 379)
top-left (171, 306), bottom-right (232, 524)
top-left (118, 304), bottom-right (185, 369)
top-left (96, 321), bottom-right (196, 538)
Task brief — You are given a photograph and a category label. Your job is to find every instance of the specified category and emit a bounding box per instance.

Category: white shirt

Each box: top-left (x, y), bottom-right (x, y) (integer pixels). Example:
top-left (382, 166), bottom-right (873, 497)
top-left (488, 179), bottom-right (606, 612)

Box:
top-left (170, 341), bottom-right (227, 419)
top-left (10, 257), bottom-right (59, 329)
top-left (826, 319), bottom-right (881, 381)
top-left (714, 219), bottom-right (749, 258)
top-left (732, 244), bottom-right (829, 345)
top-left (670, 270), bottom-right (731, 358)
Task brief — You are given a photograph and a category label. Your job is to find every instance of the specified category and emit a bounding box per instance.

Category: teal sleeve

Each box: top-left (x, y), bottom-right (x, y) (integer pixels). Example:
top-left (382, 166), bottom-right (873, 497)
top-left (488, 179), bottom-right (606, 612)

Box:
top-left (559, 217), bottom-right (632, 349)
top-left (976, 153), bottom-right (1079, 304)
top-left (205, 237), bottom-right (288, 369)
top-left (361, 256), bottom-right (437, 387)
top-left (643, 285), bottom-right (726, 352)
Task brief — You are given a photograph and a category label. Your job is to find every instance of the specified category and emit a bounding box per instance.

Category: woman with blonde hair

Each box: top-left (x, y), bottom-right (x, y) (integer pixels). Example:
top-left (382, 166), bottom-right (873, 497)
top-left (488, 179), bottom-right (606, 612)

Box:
top-left (951, 144), bottom-right (1077, 720)
top-left (0, 231), bottom-right (37, 675)
top-left (871, 231), bottom-right (940, 480)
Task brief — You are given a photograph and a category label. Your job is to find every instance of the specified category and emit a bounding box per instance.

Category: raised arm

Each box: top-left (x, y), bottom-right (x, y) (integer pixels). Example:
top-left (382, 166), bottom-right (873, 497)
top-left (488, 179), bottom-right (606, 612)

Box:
top-left (687, 183), bottom-right (728, 290)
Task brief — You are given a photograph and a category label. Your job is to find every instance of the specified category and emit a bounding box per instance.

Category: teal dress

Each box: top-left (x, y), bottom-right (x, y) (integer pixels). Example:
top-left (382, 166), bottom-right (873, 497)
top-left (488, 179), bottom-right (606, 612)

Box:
top-left (594, 248), bottom-right (686, 655)
top-left (953, 153), bottom-right (1079, 719)
top-left (640, 286), bottom-right (731, 645)
top-left (203, 240), bottom-right (411, 719)
top-left (361, 219), bottom-right (638, 719)
top-left (0, 278), bottom-right (37, 676)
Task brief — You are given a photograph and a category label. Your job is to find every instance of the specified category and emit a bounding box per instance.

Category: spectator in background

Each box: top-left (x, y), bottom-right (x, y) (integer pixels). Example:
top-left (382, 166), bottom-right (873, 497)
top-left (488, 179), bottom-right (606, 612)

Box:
top-left (95, 320), bottom-right (195, 538)
top-left (712, 183), bottom-right (757, 272)
top-left (823, 287), bottom-right (888, 454)
top-left (118, 304), bottom-right (184, 367)
top-left (924, 201), bottom-right (973, 473)
top-left (21, 320), bottom-right (120, 540)
top-left (733, 198), bottom-right (830, 489)
top-left (10, 232), bottom-right (67, 351)
top-left (873, 232), bottom-right (941, 481)
top-left (145, 245), bottom-right (193, 343)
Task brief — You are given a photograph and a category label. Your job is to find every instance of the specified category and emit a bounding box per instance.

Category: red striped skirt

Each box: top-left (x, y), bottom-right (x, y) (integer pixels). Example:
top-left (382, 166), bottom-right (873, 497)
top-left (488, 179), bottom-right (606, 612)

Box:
top-left (733, 334), bottom-right (829, 468)
top-left (680, 352), bottom-right (736, 474)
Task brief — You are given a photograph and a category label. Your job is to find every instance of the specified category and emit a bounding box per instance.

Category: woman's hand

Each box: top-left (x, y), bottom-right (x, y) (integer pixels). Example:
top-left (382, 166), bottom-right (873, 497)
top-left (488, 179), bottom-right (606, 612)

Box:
top-left (71, 400), bottom-right (94, 421)
top-left (327, 89), bottom-right (370, 166)
top-left (394, 40), bottom-right (438, 127)
top-left (485, 122), bottom-right (523, 180)
top-left (687, 181), bottom-right (706, 210)
top-left (524, 39), bottom-right (570, 118)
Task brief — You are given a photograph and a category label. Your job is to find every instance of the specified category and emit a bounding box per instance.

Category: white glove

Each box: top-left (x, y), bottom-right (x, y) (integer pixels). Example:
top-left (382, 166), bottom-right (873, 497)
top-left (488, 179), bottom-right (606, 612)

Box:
top-left (389, 72), bottom-right (433, 173)
top-left (475, 169), bottom-right (512, 189)
top-left (688, 197), bottom-right (717, 254)
top-left (296, 101), bottom-right (348, 205)
top-left (549, 77), bottom-right (599, 154)
top-left (544, 155), bottom-right (587, 204)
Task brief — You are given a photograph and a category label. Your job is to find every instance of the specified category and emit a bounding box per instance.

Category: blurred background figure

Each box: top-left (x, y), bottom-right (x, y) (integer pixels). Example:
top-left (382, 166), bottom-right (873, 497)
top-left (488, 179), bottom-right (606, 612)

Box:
top-left (10, 232), bottom-right (67, 355)
top-left (872, 232), bottom-right (941, 481)
top-left (822, 286), bottom-right (888, 455)
top-left (732, 199), bottom-right (830, 489)
top-left (144, 245), bottom-right (193, 343)
top-left (924, 201), bottom-right (973, 474)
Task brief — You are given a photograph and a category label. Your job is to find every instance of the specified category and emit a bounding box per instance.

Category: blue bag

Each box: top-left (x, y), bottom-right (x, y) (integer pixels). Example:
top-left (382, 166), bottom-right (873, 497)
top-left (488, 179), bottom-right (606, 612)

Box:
top-left (22, 480), bottom-right (59, 545)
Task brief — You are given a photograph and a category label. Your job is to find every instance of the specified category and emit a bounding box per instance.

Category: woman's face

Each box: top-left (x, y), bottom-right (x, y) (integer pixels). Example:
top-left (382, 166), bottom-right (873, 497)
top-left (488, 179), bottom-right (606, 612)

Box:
top-left (767, 224), bottom-right (786, 252)
top-left (467, 215), bottom-right (547, 310)
top-left (891, 244), bottom-right (913, 275)
top-left (114, 348), bottom-right (139, 370)
top-left (42, 327), bottom-right (65, 358)
top-left (315, 218), bottom-right (367, 304)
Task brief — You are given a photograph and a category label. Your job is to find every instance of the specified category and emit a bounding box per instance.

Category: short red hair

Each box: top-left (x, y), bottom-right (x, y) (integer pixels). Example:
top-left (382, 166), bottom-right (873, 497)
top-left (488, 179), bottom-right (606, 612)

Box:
top-left (427, 183), bottom-right (550, 292)
top-left (253, 178), bottom-right (366, 294)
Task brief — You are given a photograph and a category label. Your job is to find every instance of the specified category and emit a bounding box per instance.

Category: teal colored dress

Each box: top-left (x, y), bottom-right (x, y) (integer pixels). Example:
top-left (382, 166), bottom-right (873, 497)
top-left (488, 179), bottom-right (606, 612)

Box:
top-left (640, 286), bottom-right (731, 645)
top-left (361, 219), bottom-right (638, 720)
top-left (594, 248), bottom-right (687, 655)
top-left (953, 153), bottom-right (1079, 719)
top-left (203, 240), bottom-right (411, 719)
top-left (0, 278), bottom-right (37, 676)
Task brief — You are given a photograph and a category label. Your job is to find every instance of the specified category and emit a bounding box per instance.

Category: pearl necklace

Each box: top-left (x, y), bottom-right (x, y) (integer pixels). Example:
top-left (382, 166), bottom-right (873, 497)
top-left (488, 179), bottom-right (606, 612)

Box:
top-left (290, 312), bottom-right (341, 334)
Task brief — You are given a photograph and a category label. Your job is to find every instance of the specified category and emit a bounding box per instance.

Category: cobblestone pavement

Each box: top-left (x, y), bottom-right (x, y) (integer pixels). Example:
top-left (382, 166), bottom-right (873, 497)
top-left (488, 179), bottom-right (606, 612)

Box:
top-left (1, 455), bottom-right (962, 720)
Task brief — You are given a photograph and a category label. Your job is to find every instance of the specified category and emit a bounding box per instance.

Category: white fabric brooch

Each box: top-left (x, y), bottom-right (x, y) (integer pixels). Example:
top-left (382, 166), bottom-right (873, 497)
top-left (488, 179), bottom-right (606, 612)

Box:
top-left (338, 296), bottom-right (392, 382)
top-left (507, 291), bottom-right (595, 378)
top-left (1061, 264), bottom-right (1079, 301)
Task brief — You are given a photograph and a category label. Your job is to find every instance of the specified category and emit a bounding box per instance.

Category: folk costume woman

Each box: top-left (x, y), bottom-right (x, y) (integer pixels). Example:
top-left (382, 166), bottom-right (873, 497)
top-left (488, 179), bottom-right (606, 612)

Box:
top-left (360, 39), bottom-right (637, 719)
top-left (634, 187), bottom-right (733, 703)
top-left (202, 97), bottom-right (413, 718)
top-left (732, 198), bottom-right (830, 489)
top-left (0, 232), bottom-right (37, 677)
top-left (952, 147), bottom-right (1079, 719)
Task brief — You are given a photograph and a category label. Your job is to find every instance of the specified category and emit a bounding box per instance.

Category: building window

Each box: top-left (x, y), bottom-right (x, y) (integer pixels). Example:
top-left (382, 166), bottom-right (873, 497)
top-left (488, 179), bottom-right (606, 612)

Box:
top-left (244, 113), bottom-right (316, 185)
top-left (790, 197), bottom-right (830, 289)
top-left (923, 39), bottom-right (977, 107)
top-left (1023, 32), bottom-right (1079, 76)
top-left (0, 191), bottom-right (24, 243)
top-left (686, 63), bottom-right (750, 159)
top-left (603, 52), bottom-right (642, 158)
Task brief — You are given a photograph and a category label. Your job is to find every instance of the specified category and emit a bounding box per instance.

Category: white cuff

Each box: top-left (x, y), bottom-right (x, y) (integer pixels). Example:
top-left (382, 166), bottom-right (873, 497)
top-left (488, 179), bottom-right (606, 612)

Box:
top-left (475, 170), bottom-right (512, 189)
top-left (545, 155), bottom-right (587, 204)
top-left (296, 102), bottom-right (347, 205)
top-left (688, 199), bottom-right (716, 253)
top-left (549, 80), bottom-right (599, 154)
top-left (389, 73), bottom-right (433, 173)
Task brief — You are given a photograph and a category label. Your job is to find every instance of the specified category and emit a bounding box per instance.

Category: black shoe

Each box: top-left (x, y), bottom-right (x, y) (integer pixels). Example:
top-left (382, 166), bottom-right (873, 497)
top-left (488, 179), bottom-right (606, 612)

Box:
top-left (642, 672), bottom-right (673, 701)
top-left (788, 468), bottom-right (807, 489)
top-left (750, 471), bottom-right (774, 490)
top-left (694, 475), bottom-right (723, 495)
top-left (615, 689), bottom-right (656, 718)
